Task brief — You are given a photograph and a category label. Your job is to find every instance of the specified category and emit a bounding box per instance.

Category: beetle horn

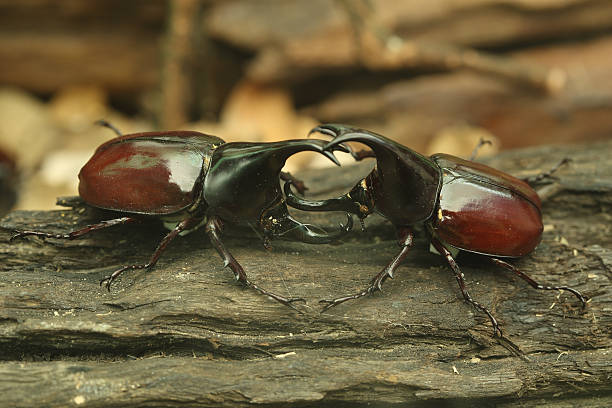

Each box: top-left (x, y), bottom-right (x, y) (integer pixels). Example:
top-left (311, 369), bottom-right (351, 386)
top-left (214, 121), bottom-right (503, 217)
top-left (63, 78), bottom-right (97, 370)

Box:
top-left (284, 180), bottom-right (365, 217)
top-left (278, 213), bottom-right (353, 244)
top-left (205, 138), bottom-right (353, 244)
top-left (204, 139), bottom-right (348, 213)
top-left (248, 138), bottom-right (349, 170)
top-left (309, 124), bottom-right (442, 224)
top-left (312, 124), bottom-right (436, 172)
top-left (264, 202), bottom-right (353, 244)
top-left (210, 139), bottom-right (348, 182)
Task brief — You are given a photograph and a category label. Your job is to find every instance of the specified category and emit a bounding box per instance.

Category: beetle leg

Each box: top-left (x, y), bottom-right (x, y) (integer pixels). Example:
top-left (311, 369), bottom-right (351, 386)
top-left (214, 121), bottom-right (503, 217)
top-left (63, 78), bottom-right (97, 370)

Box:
top-left (523, 158), bottom-right (571, 185)
top-left (99, 217), bottom-right (198, 290)
top-left (204, 216), bottom-right (306, 312)
top-left (11, 217), bottom-right (137, 242)
top-left (319, 227), bottom-right (413, 312)
top-left (490, 258), bottom-right (587, 308)
top-left (430, 237), bottom-right (503, 338)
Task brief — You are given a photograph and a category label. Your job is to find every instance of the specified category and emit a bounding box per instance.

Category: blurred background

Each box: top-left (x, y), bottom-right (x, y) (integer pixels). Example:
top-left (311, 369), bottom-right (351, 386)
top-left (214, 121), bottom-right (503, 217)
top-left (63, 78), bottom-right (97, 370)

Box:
top-left (0, 0), bottom-right (611, 212)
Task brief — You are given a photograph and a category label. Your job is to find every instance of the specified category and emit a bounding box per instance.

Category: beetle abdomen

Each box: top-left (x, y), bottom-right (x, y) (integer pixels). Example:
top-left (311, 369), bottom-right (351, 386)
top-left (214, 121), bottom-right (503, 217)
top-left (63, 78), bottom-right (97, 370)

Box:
top-left (431, 154), bottom-right (542, 257)
top-left (79, 132), bottom-right (220, 215)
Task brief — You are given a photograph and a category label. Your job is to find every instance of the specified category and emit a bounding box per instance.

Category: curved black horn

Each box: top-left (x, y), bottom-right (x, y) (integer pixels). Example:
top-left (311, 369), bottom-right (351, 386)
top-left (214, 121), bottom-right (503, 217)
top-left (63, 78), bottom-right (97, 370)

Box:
top-left (311, 124), bottom-right (442, 225)
top-left (284, 180), bottom-right (363, 216)
top-left (312, 124), bottom-right (432, 167)
top-left (274, 212), bottom-right (353, 244)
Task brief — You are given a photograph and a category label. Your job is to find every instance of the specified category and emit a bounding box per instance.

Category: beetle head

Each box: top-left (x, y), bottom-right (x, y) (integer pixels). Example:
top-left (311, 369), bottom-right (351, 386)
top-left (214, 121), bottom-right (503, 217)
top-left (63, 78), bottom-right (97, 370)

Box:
top-left (203, 139), bottom-right (352, 243)
top-left (285, 124), bottom-right (442, 226)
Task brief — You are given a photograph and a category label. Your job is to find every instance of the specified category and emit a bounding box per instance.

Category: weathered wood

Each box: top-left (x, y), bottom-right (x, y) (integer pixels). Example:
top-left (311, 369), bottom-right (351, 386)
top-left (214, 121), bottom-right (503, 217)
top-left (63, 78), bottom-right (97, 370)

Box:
top-left (302, 35), bottom-right (612, 153)
top-left (3, 0), bottom-right (612, 94)
top-left (207, 0), bottom-right (612, 83)
top-left (207, 0), bottom-right (612, 51)
top-left (160, 0), bottom-right (203, 128)
top-left (1, 140), bottom-right (611, 407)
top-left (0, 0), bottom-right (165, 93)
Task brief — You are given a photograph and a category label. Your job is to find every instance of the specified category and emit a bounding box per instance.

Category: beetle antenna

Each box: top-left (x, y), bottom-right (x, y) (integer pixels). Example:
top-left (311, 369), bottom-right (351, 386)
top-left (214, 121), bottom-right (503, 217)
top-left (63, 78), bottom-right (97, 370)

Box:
top-left (469, 138), bottom-right (492, 161)
top-left (95, 119), bottom-right (123, 137)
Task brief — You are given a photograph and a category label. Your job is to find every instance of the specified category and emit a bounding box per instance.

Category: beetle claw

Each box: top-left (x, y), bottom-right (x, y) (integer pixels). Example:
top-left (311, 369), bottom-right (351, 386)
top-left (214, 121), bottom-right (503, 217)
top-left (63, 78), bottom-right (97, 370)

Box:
top-left (319, 298), bottom-right (347, 312)
top-left (9, 232), bottom-right (25, 242)
top-left (10, 230), bottom-right (58, 241)
top-left (100, 276), bottom-right (113, 291)
top-left (100, 272), bottom-right (118, 291)
top-left (318, 299), bottom-right (336, 312)
top-left (318, 288), bottom-right (370, 312)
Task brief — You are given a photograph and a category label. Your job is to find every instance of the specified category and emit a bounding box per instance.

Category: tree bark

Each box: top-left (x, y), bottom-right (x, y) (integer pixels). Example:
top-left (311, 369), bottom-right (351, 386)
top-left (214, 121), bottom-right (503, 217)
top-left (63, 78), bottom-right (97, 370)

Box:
top-left (1, 140), bottom-right (611, 407)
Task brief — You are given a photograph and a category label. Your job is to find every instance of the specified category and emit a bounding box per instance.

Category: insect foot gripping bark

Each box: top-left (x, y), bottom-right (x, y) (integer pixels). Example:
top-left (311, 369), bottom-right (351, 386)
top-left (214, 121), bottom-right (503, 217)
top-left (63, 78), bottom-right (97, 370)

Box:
top-left (11, 122), bottom-right (353, 312)
top-left (284, 123), bottom-right (586, 336)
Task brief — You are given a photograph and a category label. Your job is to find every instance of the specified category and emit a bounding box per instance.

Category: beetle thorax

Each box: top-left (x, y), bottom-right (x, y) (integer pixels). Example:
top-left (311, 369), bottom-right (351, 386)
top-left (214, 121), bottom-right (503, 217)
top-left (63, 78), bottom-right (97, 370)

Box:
top-left (367, 164), bottom-right (442, 226)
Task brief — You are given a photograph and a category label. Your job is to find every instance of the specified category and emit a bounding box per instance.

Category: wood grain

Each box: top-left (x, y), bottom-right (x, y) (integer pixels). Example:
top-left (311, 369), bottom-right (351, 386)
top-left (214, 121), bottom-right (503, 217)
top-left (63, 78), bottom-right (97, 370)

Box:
top-left (1, 140), bottom-right (611, 407)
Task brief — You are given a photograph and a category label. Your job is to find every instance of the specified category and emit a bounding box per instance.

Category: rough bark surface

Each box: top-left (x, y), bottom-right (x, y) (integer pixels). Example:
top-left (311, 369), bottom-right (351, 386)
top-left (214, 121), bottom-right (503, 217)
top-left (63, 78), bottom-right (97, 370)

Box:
top-left (1, 140), bottom-right (611, 407)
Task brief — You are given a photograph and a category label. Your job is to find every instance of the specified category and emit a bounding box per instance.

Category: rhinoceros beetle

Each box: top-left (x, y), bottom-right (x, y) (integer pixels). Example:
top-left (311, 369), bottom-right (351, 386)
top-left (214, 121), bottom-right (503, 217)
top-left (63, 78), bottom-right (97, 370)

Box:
top-left (11, 122), bottom-right (352, 309)
top-left (284, 124), bottom-right (586, 335)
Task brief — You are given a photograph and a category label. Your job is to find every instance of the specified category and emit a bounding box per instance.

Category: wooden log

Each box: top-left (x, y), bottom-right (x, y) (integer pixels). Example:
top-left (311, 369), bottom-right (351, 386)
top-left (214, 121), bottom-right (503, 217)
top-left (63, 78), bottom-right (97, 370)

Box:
top-left (3, 0), bottom-right (612, 95)
top-left (207, 0), bottom-right (612, 84)
top-left (302, 35), bottom-right (612, 153)
top-left (160, 0), bottom-right (203, 128)
top-left (1, 140), bottom-right (611, 407)
top-left (0, 0), bottom-right (166, 94)
top-left (207, 0), bottom-right (612, 51)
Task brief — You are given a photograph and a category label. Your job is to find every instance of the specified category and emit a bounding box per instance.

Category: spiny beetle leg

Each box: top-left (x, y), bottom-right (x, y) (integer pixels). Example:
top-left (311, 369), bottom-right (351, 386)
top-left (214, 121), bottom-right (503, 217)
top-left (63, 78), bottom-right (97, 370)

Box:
top-left (320, 228), bottom-right (413, 312)
top-left (204, 216), bottom-right (305, 313)
top-left (430, 237), bottom-right (503, 338)
top-left (490, 258), bottom-right (587, 308)
top-left (99, 217), bottom-right (198, 290)
top-left (11, 217), bottom-right (137, 242)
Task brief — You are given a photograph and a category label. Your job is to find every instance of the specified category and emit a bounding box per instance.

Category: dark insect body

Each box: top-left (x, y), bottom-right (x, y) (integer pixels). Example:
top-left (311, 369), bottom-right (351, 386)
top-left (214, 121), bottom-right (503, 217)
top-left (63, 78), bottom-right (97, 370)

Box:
top-left (285, 124), bottom-right (586, 335)
top-left (12, 122), bottom-right (352, 309)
